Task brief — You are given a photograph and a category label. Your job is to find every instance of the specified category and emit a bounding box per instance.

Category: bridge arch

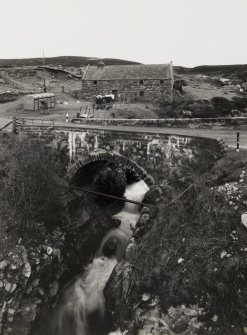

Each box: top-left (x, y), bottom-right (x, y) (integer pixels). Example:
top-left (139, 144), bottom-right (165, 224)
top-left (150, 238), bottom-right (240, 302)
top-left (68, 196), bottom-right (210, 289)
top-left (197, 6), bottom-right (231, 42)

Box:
top-left (67, 151), bottom-right (155, 188)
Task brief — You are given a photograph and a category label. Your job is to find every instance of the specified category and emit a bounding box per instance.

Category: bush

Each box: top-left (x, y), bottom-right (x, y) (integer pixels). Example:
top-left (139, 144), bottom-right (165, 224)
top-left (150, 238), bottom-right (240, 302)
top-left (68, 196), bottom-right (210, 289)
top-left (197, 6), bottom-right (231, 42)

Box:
top-left (232, 96), bottom-right (247, 111)
top-left (0, 135), bottom-right (69, 236)
top-left (236, 71), bottom-right (247, 82)
top-left (211, 97), bottom-right (234, 116)
top-left (185, 99), bottom-right (216, 118)
top-left (133, 176), bottom-right (247, 330)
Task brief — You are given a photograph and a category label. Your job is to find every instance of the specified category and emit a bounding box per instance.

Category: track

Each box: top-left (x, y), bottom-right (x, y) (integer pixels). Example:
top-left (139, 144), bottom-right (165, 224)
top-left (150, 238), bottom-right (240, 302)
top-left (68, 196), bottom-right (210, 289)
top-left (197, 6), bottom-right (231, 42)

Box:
top-left (25, 121), bottom-right (247, 150)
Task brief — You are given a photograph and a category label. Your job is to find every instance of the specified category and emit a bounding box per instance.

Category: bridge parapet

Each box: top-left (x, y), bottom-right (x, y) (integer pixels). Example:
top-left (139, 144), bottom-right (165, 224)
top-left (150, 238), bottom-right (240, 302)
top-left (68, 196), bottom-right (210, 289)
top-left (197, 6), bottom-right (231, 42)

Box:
top-left (17, 124), bottom-right (225, 185)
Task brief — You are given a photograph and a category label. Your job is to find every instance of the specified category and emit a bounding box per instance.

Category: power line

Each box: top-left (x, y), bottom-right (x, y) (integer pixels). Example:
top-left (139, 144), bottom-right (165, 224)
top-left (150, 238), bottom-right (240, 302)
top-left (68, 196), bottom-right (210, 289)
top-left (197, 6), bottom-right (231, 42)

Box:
top-left (70, 186), bottom-right (158, 209)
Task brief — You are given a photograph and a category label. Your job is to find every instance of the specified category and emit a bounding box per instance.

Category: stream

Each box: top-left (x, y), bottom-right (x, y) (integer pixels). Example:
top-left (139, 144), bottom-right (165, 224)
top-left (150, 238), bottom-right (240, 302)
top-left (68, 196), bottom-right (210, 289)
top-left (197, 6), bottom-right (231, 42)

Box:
top-left (44, 180), bottom-right (149, 335)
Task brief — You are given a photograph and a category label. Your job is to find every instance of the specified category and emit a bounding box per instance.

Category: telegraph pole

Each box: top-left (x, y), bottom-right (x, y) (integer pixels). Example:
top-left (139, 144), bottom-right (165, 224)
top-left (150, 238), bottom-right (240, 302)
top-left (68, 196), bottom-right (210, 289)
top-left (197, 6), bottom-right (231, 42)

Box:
top-left (43, 50), bottom-right (46, 92)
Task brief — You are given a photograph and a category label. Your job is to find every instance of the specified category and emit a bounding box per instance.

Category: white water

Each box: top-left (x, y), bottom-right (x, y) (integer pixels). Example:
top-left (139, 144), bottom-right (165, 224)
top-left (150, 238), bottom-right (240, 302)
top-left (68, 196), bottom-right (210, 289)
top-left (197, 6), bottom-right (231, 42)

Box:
top-left (44, 180), bottom-right (148, 335)
top-left (44, 257), bottom-right (117, 335)
top-left (113, 180), bottom-right (149, 238)
top-left (96, 180), bottom-right (149, 261)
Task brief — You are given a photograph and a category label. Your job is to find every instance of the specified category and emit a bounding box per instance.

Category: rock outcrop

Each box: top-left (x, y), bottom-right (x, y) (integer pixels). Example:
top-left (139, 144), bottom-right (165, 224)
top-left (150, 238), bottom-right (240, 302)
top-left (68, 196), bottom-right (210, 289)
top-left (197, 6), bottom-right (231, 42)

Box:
top-left (0, 191), bottom-right (118, 335)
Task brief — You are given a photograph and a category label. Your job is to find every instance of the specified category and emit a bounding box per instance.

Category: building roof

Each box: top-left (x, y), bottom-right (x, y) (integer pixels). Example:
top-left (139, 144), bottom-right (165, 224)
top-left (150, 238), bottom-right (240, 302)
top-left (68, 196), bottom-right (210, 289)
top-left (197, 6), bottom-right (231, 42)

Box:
top-left (28, 93), bottom-right (55, 99)
top-left (83, 64), bottom-right (172, 81)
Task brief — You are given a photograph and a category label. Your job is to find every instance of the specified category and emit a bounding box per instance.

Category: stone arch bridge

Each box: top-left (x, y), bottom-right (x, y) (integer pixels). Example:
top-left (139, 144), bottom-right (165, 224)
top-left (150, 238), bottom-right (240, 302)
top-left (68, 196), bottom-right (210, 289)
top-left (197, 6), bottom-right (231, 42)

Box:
top-left (17, 124), bottom-right (225, 186)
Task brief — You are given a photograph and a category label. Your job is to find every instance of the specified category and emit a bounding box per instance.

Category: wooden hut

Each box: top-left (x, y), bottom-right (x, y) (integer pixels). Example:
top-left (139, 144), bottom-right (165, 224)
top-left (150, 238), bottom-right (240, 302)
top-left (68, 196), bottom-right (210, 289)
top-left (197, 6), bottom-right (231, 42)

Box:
top-left (24, 93), bottom-right (56, 111)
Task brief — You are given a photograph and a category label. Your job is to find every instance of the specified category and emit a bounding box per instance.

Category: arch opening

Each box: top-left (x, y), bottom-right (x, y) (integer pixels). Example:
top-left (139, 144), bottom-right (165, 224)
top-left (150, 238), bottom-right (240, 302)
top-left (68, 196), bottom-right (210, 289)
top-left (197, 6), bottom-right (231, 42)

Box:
top-left (67, 153), bottom-right (155, 228)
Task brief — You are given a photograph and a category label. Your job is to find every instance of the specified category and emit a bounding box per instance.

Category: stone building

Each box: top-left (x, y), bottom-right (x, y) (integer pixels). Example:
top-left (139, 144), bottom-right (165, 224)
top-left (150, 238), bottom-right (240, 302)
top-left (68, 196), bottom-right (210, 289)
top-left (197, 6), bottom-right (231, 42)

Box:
top-left (81, 61), bottom-right (174, 102)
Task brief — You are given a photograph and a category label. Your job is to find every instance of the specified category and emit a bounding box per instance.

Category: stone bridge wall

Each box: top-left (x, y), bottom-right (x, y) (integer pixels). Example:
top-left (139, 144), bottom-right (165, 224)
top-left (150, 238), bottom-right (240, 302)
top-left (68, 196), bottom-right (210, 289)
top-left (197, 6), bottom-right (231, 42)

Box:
top-left (17, 124), bottom-right (225, 184)
top-left (71, 117), bottom-right (247, 129)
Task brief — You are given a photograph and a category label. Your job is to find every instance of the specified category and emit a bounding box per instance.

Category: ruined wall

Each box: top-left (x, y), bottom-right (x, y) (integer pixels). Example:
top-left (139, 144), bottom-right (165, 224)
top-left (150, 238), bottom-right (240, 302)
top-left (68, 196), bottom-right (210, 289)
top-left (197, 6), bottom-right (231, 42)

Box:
top-left (81, 79), bottom-right (173, 102)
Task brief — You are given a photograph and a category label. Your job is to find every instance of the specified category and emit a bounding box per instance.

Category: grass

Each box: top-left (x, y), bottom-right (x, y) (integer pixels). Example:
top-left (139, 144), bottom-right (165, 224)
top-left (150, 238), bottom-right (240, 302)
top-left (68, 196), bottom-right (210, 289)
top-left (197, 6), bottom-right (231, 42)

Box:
top-left (129, 153), bottom-right (247, 333)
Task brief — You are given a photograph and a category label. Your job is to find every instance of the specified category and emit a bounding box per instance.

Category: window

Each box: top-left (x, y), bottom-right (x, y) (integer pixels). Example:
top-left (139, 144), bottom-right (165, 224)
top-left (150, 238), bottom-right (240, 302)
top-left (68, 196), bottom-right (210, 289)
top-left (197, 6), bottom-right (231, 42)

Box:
top-left (93, 80), bottom-right (97, 85)
top-left (140, 80), bottom-right (144, 84)
top-left (160, 80), bottom-right (164, 84)
top-left (140, 90), bottom-right (144, 97)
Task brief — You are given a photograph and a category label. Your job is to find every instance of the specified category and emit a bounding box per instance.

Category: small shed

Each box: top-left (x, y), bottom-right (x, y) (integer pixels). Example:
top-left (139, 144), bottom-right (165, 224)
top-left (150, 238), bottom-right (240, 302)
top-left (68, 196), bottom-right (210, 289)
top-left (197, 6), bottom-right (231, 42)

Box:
top-left (24, 93), bottom-right (56, 111)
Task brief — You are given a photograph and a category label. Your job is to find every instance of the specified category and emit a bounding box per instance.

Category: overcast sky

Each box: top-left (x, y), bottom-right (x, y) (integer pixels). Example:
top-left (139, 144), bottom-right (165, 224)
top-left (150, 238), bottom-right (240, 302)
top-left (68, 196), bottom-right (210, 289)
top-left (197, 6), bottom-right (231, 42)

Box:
top-left (1, 0), bottom-right (246, 67)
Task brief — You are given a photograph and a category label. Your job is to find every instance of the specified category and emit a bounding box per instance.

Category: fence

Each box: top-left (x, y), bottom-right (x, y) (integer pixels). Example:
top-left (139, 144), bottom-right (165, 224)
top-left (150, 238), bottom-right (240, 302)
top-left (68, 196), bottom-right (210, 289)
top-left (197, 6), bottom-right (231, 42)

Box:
top-left (0, 120), bottom-right (13, 132)
top-left (16, 118), bottom-right (55, 125)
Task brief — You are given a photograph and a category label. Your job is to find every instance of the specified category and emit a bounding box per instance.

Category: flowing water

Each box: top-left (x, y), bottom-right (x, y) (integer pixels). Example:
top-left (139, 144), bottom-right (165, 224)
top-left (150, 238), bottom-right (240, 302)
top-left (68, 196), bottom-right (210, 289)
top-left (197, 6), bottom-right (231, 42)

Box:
top-left (96, 180), bottom-right (149, 261)
top-left (43, 180), bottom-right (148, 335)
top-left (113, 180), bottom-right (149, 238)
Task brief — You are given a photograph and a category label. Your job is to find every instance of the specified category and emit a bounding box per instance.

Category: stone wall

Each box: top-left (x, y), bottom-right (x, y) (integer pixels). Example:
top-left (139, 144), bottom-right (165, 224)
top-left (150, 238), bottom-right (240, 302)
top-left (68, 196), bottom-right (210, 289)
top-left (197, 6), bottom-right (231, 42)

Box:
top-left (81, 79), bottom-right (173, 102)
top-left (17, 125), bottom-right (225, 185)
top-left (71, 116), bottom-right (247, 129)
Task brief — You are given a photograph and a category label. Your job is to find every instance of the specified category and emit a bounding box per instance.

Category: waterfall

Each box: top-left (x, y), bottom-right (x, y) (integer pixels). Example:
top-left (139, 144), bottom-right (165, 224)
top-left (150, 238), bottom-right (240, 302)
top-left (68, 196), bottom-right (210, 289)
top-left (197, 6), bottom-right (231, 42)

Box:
top-left (43, 257), bottom-right (117, 335)
top-left (96, 180), bottom-right (149, 261)
top-left (113, 180), bottom-right (149, 238)
top-left (43, 180), bottom-right (148, 335)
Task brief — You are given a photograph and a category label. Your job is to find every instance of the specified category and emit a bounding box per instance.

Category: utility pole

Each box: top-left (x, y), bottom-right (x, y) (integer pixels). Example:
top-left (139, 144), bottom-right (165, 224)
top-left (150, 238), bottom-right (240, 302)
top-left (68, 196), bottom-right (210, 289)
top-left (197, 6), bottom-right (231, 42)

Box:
top-left (43, 50), bottom-right (46, 92)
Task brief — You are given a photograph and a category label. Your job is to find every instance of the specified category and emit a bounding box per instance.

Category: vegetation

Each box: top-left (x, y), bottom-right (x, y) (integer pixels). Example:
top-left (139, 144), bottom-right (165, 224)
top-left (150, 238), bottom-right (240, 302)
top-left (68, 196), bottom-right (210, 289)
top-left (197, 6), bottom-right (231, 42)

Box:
top-left (187, 64), bottom-right (247, 78)
top-left (211, 97), bottom-right (234, 116)
top-left (232, 96), bottom-right (247, 111)
top-left (0, 135), bottom-right (69, 239)
top-left (132, 153), bottom-right (247, 333)
top-left (159, 95), bottom-right (247, 119)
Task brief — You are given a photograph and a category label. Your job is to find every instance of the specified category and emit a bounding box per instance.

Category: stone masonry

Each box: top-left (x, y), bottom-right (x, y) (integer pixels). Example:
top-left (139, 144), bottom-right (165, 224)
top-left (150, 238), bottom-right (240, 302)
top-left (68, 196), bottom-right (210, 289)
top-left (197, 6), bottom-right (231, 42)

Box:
top-left (17, 124), bottom-right (225, 185)
top-left (81, 62), bottom-right (174, 103)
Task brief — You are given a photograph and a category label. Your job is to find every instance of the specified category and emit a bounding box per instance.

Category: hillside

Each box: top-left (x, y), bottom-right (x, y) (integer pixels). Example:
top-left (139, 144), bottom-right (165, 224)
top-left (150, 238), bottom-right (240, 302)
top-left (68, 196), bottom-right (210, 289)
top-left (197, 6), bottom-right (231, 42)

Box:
top-left (0, 56), bottom-right (141, 68)
top-left (170, 64), bottom-right (247, 118)
top-left (174, 64), bottom-right (247, 81)
top-left (0, 59), bottom-right (247, 120)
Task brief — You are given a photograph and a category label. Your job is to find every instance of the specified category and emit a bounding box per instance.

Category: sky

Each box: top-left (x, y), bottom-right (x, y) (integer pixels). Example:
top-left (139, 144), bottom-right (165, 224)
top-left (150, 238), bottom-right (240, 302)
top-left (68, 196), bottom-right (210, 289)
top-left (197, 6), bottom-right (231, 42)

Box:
top-left (1, 0), bottom-right (246, 67)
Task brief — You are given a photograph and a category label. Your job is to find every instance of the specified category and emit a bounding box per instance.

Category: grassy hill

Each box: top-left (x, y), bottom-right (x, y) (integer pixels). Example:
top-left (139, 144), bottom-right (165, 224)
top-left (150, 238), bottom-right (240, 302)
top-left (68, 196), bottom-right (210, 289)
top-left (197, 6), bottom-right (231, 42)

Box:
top-left (174, 64), bottom-right (247, 81)
top-left (0, 56), bottom-right (141, 68)
top-left (170, 64), bottom-right (247, 119)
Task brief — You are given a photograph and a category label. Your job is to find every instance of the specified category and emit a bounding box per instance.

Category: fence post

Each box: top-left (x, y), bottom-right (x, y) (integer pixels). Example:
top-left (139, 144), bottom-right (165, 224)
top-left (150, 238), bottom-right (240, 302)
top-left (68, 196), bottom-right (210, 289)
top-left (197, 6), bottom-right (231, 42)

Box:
top-left (237, 132), bottom-right (240, 152)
